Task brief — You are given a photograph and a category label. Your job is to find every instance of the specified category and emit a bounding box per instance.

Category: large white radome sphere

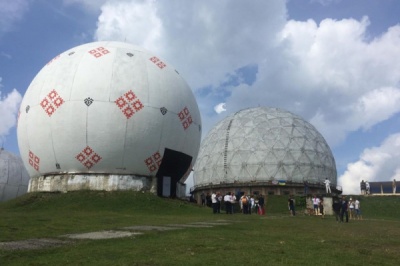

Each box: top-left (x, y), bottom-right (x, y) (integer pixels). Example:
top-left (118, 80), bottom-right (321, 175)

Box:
top-left (17, 41), bottom-right (201, 193)
top-left (0, 148), bottom-right (30, 201)
top-left (194, 107), bottom-right (336, 188)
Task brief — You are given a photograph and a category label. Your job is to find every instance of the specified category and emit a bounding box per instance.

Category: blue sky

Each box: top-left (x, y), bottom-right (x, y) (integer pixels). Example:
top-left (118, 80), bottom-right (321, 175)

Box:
top-left (1, 0), bottom-right (400, 194)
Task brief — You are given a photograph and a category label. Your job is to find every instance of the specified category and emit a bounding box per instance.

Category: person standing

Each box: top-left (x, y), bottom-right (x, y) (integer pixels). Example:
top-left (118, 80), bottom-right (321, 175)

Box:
top-left (324, 178), bottom-right (331, 194)
top-left (258, 194), bottom-right (265, 215)
top-left (332, 198), bottom-right (341, 222)
top-left (304, 180), bottom-right (309, 195)
top-left (349, 198), bottom-right (355, 220)
top-left (240, 193), bottom-right (249, 214)
top-left (393, 179), bottom-right (397, 194)
top-left (360, 180), bottom-right (366, 195)
top-left (216, 192), bottom-right (222, 213)
top-left (230, 192), bottom-right (236, 214)
top-left (288, 195), bottom-right (296, 216)
top-left (365, 181), bottom-right (370, 195)
top-left (355, 198), bottom-right (363, 220)
top-left (312, 195), bottom-right (320, 215)
top-left (224, 192), bottom-right (232, 214)
top-left (340, 196), bottom-right (349, 223)
top-left (200, 192), bottom-right (206, 206)
top-left (211, 192), bottom-right (218, 214)
top-left (319, 199), bottom-right (324, 219)
top-left (249, 195), bottom-right (255, 215)
top-left (206, 193), bottom-right (212, 207)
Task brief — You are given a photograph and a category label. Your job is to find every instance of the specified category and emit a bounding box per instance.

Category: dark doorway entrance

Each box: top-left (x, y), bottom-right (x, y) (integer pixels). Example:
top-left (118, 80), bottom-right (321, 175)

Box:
top-left (156, 148), bottom-right (192, 198)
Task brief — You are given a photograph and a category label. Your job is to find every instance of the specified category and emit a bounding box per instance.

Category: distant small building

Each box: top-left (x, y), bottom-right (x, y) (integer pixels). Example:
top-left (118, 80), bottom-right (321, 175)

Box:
top-left (368, 181), bottom-right (397, 194)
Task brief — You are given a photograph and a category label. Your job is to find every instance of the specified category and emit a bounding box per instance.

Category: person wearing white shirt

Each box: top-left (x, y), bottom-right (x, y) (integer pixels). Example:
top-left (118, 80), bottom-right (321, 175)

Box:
top-left (324, 178), bottom-right (331, 194)
top-left (312, 195), bottom-right (320, 215)
top-left (211, 192), bottom-right (217, 214)
top-left (355, 198), bottom-right (362, 220)
top-left (224, 193), bottom-right (232, 214)
top-left (230, 193), bottom-right (236, 214)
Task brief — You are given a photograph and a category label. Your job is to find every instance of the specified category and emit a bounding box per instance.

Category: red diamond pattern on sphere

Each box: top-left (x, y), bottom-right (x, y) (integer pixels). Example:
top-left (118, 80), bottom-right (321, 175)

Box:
top-left (88, 47), bottom-right (110, 58)
top-left (125, 90), bottom-right (137, 101)
top-left (40, 90), bottom-right (64, 117)
top-left (123, 106), bottom-right (134, 119)
top-left (76, 146), bottom-right (102, 169)
top-left (115, 90), bottom-right (143, 119)
top-left (28, 150), bottom-right (40, 171)
top-left (149, 56), bottom-right (167, 69)
top-left (144, 152), bottom-right (163, 172)
top-left (178, 107), bottom-right (193, 130)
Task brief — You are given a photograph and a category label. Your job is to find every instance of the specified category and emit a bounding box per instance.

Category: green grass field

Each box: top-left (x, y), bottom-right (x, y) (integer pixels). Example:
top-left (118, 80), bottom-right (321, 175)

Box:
top-left (1, 191), bottom-right (400, 265)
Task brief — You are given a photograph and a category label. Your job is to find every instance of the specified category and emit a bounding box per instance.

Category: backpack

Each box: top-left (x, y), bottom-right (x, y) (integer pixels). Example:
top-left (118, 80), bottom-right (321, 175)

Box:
top-left (241, 196), bottom-right (248, 205)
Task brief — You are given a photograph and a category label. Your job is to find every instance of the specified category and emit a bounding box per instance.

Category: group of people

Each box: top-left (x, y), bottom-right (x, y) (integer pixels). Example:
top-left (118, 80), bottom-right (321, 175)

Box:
top-left (200, 191), bottom-right (265, 215)
top-left (360, 180), bottom-right (371, 195)
top-left (332, 196), bottom-right (362, 222)
top-left (239, 192), bottom-right (265, 215)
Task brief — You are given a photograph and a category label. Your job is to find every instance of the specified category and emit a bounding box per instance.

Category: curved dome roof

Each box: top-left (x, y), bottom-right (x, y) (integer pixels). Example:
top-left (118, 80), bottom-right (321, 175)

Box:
top-left (0, 148), bottom-right (30, 201)
top-left (17, 41), bottom-right (201, 179)
top-left (193, 107), bottom-right (336, 187)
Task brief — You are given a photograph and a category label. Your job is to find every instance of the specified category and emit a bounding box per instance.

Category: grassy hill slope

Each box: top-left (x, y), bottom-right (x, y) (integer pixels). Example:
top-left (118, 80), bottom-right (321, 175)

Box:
top-left (1, 192), bottom-right (400, 265)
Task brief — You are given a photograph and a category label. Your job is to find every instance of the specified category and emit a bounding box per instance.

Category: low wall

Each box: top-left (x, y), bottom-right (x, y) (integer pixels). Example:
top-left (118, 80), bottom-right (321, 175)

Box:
top-left (28, 174), bottom-right (157, 193)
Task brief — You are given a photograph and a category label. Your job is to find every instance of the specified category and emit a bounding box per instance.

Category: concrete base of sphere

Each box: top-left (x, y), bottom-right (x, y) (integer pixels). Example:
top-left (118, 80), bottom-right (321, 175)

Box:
top-left (28, 174), bottom-right (157, 193)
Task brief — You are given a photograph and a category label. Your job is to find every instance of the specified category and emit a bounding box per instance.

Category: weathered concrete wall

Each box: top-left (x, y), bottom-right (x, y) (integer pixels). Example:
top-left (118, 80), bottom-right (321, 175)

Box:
top-left (28, 174), bottom-right (157, 193)
top-left (307, 196), bottom-right (333, 215)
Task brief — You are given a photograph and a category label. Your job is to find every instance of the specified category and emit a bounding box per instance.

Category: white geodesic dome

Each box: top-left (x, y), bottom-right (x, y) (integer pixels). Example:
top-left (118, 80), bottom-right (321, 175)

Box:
top-left (193, 107), bottom-right (337, 188)
top-left (0, 148), bottom-right (30, 201)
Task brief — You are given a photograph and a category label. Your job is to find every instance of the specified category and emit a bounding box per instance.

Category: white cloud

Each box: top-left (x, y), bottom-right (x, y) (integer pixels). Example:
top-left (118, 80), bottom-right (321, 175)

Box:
top-left (214, 103), bottom-right (226, 114)
top-left (339, 133), bottom-right (400, 194)
top-left (0, 0), bottom-right (30, 35)
top-left (95, 0), bottom-right (163, 53)
top-left (0, 88), bottom-right (22, 139)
